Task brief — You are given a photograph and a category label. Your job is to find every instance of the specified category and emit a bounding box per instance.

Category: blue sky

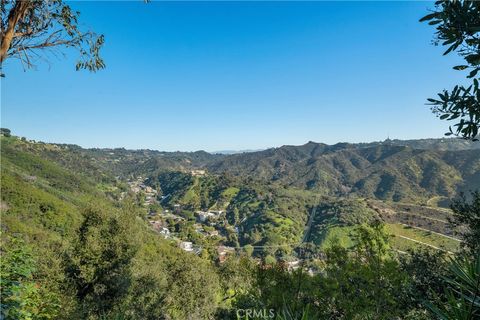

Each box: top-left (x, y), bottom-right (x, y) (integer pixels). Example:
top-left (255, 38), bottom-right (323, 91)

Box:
top-left (1, 1), bottom-right (466, 151)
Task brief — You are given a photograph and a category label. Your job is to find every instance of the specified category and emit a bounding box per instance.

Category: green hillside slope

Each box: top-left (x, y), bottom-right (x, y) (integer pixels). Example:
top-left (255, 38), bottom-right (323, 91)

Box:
top-left (0, 136), bottom-right (222, 319)
top-left (206, 143), bottom-right (480, 202)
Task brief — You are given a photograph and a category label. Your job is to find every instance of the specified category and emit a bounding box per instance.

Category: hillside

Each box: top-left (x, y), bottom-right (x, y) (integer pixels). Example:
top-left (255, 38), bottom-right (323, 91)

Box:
top-left (27, 138), bottom-right (480, 204)
top-left (206, 142), bottom-right (480, 203)
top-left (2, 135), bottom-right (473, 254)
top-left (0, 136), bottom-right (225, 319)
top-left (1, 134), bottom-right (477, 318)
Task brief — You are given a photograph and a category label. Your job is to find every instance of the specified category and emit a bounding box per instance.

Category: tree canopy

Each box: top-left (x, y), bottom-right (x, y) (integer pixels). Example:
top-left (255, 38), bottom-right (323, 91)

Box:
top-left (0, 0), bottom-right (105, 74)
top-left (421, 0), bottom-right (480, 141)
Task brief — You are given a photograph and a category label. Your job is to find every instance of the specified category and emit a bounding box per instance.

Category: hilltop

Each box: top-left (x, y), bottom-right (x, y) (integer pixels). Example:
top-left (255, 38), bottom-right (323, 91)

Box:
top-left (206, 141), bottom-right (480, 203)
top-left (21, 137), bottom-right (480, 202)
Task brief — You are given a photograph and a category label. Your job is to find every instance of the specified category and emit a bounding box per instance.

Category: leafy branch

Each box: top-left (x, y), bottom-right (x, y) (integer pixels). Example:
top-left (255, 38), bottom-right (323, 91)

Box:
top-left (421, 0), bottom-right (480, 140)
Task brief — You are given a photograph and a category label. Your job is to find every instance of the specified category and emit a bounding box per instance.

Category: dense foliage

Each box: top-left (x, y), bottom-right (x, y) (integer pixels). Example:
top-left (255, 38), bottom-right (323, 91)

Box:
top-left (450, 191), bottom-right (480, 255)
top-left (421, 0), bottom-right (480, 140)
top-left (1, 135), bottom-right (479, 319)
top-left (0, 137), bottom-right (223, 319)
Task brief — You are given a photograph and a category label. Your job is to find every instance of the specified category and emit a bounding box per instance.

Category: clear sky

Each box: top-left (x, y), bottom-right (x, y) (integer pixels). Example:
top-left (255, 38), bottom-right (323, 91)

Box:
top-left (0, 1), bottom-right (467, 152)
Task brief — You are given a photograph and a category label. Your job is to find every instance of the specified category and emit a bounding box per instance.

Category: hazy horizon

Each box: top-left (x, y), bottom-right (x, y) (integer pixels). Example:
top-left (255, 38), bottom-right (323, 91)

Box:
top-left (6, 132), bottom-right (470, 154)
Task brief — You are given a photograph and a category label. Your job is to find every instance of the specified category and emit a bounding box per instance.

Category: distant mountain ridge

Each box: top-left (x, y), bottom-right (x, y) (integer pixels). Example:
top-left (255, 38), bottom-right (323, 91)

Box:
top-left (56, 137), bottom-right (480, 155)
top-left (10, 136), bottom-right (480, 203)
top-left (204, 140), bottom-right (480, 202)
top-left (210, 149), bottom-right (265, 155)
top-left (1, 135), bottom-right (478, 258)
top-left (354, 138), bottom-right (480, 151)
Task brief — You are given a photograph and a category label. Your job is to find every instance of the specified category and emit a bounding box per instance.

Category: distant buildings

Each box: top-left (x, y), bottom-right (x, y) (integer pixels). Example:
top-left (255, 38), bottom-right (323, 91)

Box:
top-left (208, 230), bottom-right (219, 237)
top-left (277, 259), bottom-right (305, 272)
top-left (179, 241), bottom-right (193, 252)
top-left (148, 220), bottom-right (170, 238)
top-left (197, 211), bottom-right (214, 222)
top-left (144, 186), bottom-right (156, 194)
top-left (126, 177), bottom-right (158, 207)
top-left (159, 227), bottom-right (170, 238)
top-left (196, 210), bottom-right (224, 223)
top-left (217, 246), bottom-right (235, 263)
top-left (179, 241), bottom-right (202, 255)
top-left (190, 169), bottom-right (206, 176)
top-left (286, 260), bottom-right (301, 271)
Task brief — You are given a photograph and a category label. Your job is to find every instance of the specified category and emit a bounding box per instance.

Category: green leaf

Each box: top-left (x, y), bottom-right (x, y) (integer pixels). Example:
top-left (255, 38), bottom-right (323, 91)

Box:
top-left (468, 68), bottom-right (479, 78)
top-left (453, 65), bottom-right (469, 71)
top-left (419, 12), bottom-right (439, 22)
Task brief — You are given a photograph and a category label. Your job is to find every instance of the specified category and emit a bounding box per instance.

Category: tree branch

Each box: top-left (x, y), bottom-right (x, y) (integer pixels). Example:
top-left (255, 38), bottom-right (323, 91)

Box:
top-left (0, 0), bottom-right (31, 63)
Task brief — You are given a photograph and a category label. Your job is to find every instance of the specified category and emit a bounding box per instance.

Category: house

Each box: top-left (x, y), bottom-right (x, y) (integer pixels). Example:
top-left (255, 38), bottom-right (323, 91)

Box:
top-left (191, 169), bottom-right (206, 176)
top-left (194, 224), bottom-right (205, 234)
top-left (217, 246), bottom-right (235, 263)
top-left (208, 230), bottom-right (219, 237)
top-left (197, 211), bottom-right (214, 222)
top-left (307, 268), bottom-right (316, 276)
top-left (286, 260), bottom-right (301, 271)
top-left (180, 241), bottom-right (193, 252)
top-left (159, 227), bottom-right (170, 238)
top-left (197, 210), bottom-right (223, 223)
top-left (144, 186), bottom-right (156, 194)
top-left (197, 211), bottom-right (207, 222)
top-left (279, 259), bottom-right (301, 272)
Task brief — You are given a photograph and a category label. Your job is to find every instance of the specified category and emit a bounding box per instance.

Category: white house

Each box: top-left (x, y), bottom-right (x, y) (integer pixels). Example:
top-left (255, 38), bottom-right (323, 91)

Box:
top-left (159, 227), bottom-right (170, 238)
top-left (179, 241), bottom-right (193, 252)
top-left (197, 211), bottom-right (215, 222)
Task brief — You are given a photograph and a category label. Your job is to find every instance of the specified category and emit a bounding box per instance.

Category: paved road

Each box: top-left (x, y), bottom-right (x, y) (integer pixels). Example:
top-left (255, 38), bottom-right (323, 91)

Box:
top-left (302, 204), bottom-right (319, 243)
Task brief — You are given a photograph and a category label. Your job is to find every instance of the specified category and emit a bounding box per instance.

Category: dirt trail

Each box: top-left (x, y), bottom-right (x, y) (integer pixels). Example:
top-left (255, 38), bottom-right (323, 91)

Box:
top-left (399, 211), bottom-right (449, 223)
top-left (399, 223), bottom-right (461, 241)
top-left (396, 235), bottom-right (453, 253)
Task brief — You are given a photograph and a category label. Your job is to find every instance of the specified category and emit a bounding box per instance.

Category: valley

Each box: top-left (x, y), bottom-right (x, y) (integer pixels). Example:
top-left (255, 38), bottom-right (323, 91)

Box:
top-left (3, 135), bottom-right (476, 262)
top-left (1, 132), bottom-right (479, 319)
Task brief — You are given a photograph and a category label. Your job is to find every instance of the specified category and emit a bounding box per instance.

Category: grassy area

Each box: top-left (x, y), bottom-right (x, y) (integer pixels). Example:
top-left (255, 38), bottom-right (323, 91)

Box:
top-left (221, 186), bottom-right (240, 199)
top-left (181, 177), bottom-right (200, 205)
top-left (313, 222), bottom-right (460, 253)
top-left (317, 225), bottom-right (355, 250)
top-left (385, 223), bottom-right (459, 252)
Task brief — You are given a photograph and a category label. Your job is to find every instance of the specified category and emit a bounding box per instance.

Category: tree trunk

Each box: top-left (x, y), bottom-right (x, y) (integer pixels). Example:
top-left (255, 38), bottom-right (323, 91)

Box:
top-left (0, 0), bottom-right (30, 63)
